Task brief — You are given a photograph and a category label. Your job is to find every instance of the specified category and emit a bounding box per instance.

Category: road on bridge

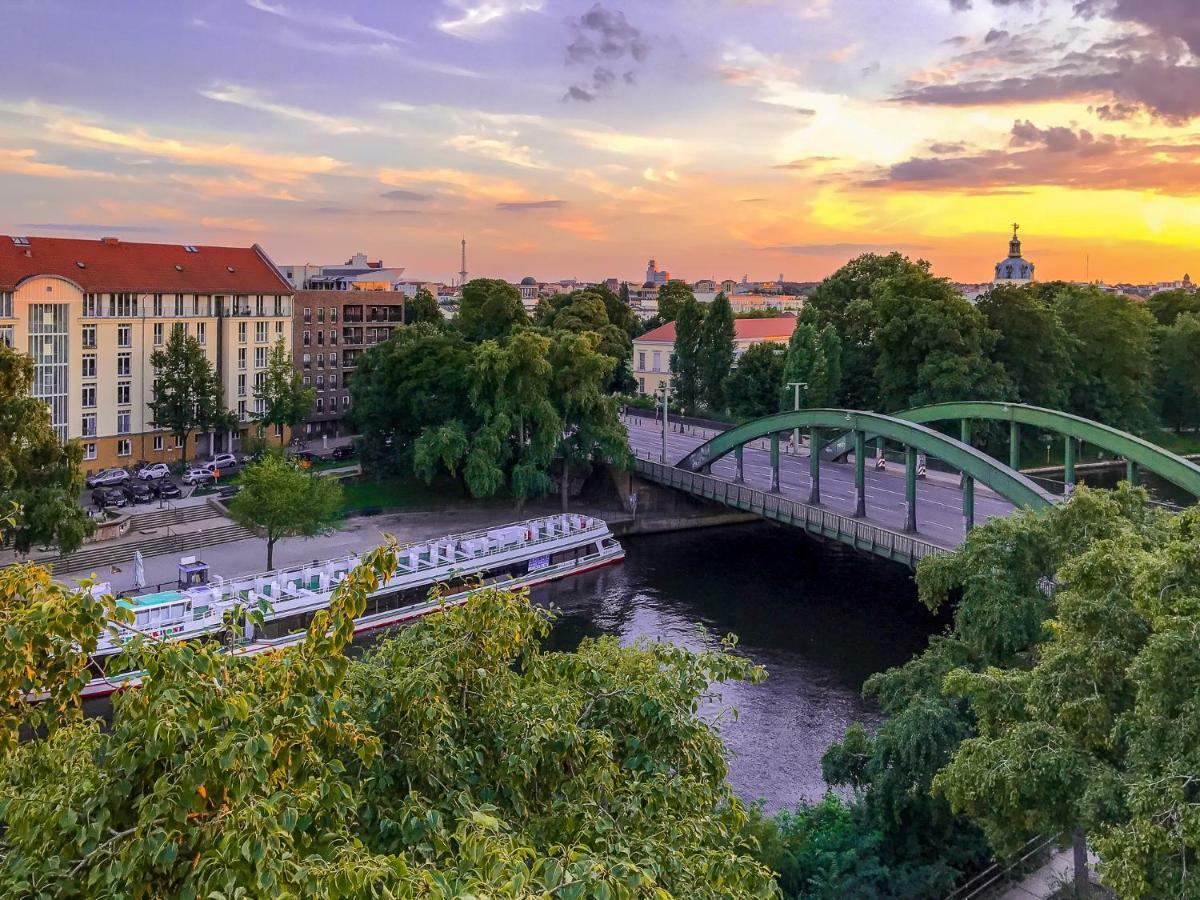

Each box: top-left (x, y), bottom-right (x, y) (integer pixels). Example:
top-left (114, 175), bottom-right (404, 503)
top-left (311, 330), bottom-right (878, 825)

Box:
top-left (624, 414), bottom-right (1016, 549)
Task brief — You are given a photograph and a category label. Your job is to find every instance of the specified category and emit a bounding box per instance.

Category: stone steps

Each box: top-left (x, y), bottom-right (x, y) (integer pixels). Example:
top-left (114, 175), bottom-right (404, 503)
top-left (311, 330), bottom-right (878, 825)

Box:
top-left (49, 522), bottom-right (255, 576)
top-left (125, 502), bottom-right (219, 532)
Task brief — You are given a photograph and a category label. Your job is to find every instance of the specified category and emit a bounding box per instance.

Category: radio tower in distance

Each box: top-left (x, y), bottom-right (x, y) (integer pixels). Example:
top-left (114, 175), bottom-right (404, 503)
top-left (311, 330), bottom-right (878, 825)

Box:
top-left (458, 236), bottom-right (468, 287)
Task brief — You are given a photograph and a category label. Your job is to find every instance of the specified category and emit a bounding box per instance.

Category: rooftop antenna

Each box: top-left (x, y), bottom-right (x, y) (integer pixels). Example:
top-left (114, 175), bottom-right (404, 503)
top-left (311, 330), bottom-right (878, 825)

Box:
top-left (458, 236), bottom-right (468, 287)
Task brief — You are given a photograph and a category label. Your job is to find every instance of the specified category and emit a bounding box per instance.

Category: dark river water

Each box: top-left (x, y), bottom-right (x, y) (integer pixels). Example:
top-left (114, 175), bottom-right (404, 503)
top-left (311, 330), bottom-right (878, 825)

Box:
top-left (531, 524), bottom-right (943, 813)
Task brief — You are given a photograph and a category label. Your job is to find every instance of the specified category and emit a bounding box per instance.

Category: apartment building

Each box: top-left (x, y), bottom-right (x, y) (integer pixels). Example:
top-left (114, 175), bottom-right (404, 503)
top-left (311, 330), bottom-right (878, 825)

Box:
top-left (0, 235), bottom-right (293, 472)
top-left (292, 291), bottom-right (404, 438)
top-left (632, 316), bottom-right (798, 396)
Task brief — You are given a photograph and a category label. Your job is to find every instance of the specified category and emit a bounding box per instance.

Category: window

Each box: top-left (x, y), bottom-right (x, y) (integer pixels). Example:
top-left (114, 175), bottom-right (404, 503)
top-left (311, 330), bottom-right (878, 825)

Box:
top-left (153, 435), bottom-right (164, 451)
top-left (329, 352), bottom-right (337, 367)
top-left (196, 322), bottom-right (206, 345)
top-left (82, 354), bottom-right (96, 378)
top-left (110, 293), bottom-right (137, 317)
top-left (254, 347), bottom-right (267, 368)
top-left (329, 330), bottom-right (337, 345)
top-left (317, 330), bottom-right (325, 346)
top-left (329, 373), bottom-right (337, 389)
top-left (255, 321), bottom-right (267, 343)
top-left (317, 353), bottom-right (324, 369)
top-left (254, 372), bottom-right (265, 391)
top-left (238, 348), bottom-right (247, 370)
top-left (117, 411), bottom-right (131, 434)
top-left (275, 320), bottom-right (284, 336)
top-left (117, 324), bottom-right (132, 348)
top-left (117, 352), bottom-right (131, 377)
top-left (302, 376), bottom-right (311, 387)
top-left (116, 383), bottom-right (131, 405)
top-left (153, 322), bottom-right (164, 345)
top-left (83, 294), bottom-right (100, 317)
top-left (638, 351), bottom-right (646, 370)
top-left (316, 375), bottom-right (324, 388)
top-left (316, 397), bottom-right (324, 413)
top-left (303, 307), bottom-right (312, 324)
top-left (652, 350), bottom-right (661, 372)
top-left (82, 325), bottom-right (96, 348)
top-left (254, 397), bottom-right (264, 415)
top-left (82, 385), bottom-right (96, 408)
top-left (83, 443), bottom-right (97, 461)
top-left (174, 294), bottom-right (185, 316)
top-left (342, 395), bottom-right (350, 409)
top-left (117, 439), bottom-right (131, 457)
top-left (303, 330), bottom-right (311, 346)
top-left (81, 413), bottom-right (96, 437)
top-left (638, 377), bottom-right (645, 393)
top-left (330, 308), bottom-right (338, 324)
top-left (152, 293), bottom-right (164, 316)
top-left (237, 374), bottom-right (246, 397)
top-left (238, 322), bottom-right (247, 343)
top-left (317, 307), bottom-right (325, 324)
top-left (0, 326), bottom-right (11, 348)
top-left (255, 295), bottom-right (265, 316)
top-left (237, 400), bottom-right (247, 421)
top-left (302, 353), bottom-right (311, 368)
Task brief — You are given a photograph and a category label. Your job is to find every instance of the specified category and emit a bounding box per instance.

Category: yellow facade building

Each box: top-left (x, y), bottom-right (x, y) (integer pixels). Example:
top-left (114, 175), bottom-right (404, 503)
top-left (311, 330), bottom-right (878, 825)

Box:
top-left (0, 235), bottom-right (294, 474)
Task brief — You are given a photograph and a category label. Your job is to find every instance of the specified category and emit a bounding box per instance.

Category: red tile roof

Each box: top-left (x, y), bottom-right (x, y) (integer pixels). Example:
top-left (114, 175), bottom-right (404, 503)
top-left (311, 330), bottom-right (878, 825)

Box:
top-left (637, 315), bottom-right (798, 343)
top-left (0, 235), bottom-right (292, 294)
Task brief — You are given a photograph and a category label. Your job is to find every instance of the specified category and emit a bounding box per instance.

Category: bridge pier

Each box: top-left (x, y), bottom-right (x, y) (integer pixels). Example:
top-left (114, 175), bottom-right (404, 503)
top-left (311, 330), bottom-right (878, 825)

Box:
top-left (963, 474), bottom-right (975, 531)
top-left (905, 445), bottom-right (918, 533)
top-left (808, 426), bottom-right (822, 505)
top-left (1127, 458), bottom-right (1138, 484)
top-left (770, 432), bottom-right (780, 493)
top-left (734, 444), bottom-right (744, 483)
top-left (1009, 421), bottom-right (1020, 471)
top-left (853, 429), bottom-right (866, 517)
top-left (1065, 436), bottom-right (1076, 490)
top-left (961, 418), bottom-right (971, 446)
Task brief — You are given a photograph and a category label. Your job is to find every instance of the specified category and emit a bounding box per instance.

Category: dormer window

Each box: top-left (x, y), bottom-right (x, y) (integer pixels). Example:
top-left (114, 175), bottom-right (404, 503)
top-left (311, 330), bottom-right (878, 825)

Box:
top-left (11, 237), bottom-right (29, 246)
top-left (76, 261), bottom-right (86, 269)
top-left (226, 266), bottom-right (235, 273)
top-left (183, 245), bottom-right (198, 253)
top-left (175, 264), bottom-right (184, 271)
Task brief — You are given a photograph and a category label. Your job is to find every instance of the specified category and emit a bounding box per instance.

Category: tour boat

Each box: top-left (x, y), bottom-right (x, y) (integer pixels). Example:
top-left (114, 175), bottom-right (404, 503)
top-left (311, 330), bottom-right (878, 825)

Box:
top-left (79, 514), bottom-right (624, 699)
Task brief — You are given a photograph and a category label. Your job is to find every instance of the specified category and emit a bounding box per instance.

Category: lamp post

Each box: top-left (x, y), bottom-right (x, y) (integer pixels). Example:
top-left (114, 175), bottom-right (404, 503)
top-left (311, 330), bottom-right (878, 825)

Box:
top-left (786, 382), bottom-right (808, 453)
top-left (657, 379), bottom-right (672, 464)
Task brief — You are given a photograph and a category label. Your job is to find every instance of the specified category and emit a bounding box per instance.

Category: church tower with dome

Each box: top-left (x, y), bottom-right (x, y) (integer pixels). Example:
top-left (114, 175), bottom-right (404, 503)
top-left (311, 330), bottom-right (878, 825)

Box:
top-left (993, 223), bottom-right (1035, 284)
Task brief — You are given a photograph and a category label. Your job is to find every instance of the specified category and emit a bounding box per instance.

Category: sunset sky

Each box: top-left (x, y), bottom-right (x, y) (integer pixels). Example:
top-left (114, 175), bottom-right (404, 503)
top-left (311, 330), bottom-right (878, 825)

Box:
top-left (2, 0), bottom-right (1199, 284)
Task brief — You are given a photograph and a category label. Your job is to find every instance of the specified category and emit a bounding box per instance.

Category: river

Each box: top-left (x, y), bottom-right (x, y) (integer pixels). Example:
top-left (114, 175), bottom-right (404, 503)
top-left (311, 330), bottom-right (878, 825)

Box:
top-left (531, 523), bottom-right (943, 813)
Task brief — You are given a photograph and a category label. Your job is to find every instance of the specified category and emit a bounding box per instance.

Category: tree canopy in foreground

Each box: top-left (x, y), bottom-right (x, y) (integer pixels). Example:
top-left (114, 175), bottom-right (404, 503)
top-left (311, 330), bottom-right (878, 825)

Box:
top-left (0, 546), bottom-right (776, 897)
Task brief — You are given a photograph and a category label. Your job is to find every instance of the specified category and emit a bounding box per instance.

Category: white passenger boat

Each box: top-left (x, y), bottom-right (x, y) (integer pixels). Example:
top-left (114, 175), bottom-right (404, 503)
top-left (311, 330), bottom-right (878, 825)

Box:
top-left (80, 514), bottom-right (624, 699)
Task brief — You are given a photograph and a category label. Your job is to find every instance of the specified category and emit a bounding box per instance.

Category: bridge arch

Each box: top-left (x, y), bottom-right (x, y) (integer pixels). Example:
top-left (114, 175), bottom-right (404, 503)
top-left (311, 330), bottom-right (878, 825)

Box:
top-left (893, 402), bottom-right (1200, 498)
top-left (675, 408), bottom-right (1055, 532)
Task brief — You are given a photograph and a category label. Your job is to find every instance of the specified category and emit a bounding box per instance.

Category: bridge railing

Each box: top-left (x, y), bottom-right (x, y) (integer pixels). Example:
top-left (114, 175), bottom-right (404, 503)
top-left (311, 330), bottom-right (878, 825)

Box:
top-left (633, 457), bottom-right (947, 566)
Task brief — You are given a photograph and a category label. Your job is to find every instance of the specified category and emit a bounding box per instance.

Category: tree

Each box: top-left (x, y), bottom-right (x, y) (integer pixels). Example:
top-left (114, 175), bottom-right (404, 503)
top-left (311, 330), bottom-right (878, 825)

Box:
top-left (255, 338), bottom-right (314, 446)
top-left (0, 344), bottom-right (92, 554)
top-left (537, 290), bottom-right (632, 369)
top-left (871, 272), bottom-right (1010, 411)
top-left (457, 278), bottom-right (528, 342)
top-left (726, 341), bottom-right (786, 420)
top-left (801, 252), bottom-right (931, 409)
top-left (656, 280), bottom-right (695, 323)
top-left (1145, 288), bottom-right (1200, 326)
top-left (403, 286), bottom-right (441, 325)
top-left (779, 322), bottom-right (840, 410)
top-left (697, 292), bottom-right (736, 412)
top-left (228, 453), bottom-right (343, 568)
top-left (1054, 285), bottom-right (1156, 432)
top-left (976, 285), bottom-right (1074, 409)
top-left (0, 547), bottom-right (776, 896)
top-left (619, 280), bottom-right (631, 306)
top-left (669, 296), bottom-right (705, 414)
top-left (1155, 312), bottom-right (1200, 432)
top-left (148, 325), bottom-right (228, 465)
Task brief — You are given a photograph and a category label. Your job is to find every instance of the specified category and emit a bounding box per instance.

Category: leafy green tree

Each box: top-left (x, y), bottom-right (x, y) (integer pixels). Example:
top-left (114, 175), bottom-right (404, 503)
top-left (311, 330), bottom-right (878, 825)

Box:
top-left (801, 252), bottom-right (931, 409)
top-left (0, 345), bottom-right (92, 554)
top-left (656, 280), bottom-right (695, 323)
top-left (669, 296), bottom-right (706, 414)
top-left (726, 341), bottom-right (786, 420)
top-left (1155, 312), bottom-right (1200, 432)
top-left (1054, 285), bottom-right (1156, 431)
top-left (1145, 287), bottom-right (1200, 326)
top-left (537, 290), bottom-right (632, 369)
top-left (779, 322), bottom-right (840, 410)
top-left (871, 272), bottom-right (1010, 411)
top-left (228, 452), bottom-right (343, 568)
top-left (148, 325), bottom-right (229, 465)
top-left (403, 286), bottom-right (442, 325)
top-left (457, 277), bottom-right (528, 342)
top-left (735, 308), bottom-right (783, 318)
top-left (0, 545), bottom-right (776, 896)
top-left (619, 281), bottom-right (630, 306)
top-left (976, 285), bottom-right (1074, 409)
top-left (697, 292), bottom-right (735, 412)
top-left (254, 338), bottom-right (314, 446)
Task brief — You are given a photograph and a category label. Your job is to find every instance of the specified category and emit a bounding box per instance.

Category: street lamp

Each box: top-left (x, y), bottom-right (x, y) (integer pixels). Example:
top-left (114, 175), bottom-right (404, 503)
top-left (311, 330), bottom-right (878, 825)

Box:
top-left (657, 379), bottom-right (673, 463)
top-left (786, 382), bottom-right (808, 452)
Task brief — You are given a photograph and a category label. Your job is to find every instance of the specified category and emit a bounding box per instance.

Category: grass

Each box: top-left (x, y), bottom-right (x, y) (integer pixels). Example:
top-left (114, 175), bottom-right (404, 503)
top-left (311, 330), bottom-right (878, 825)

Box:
top-left (336, 474), bottom-right (464, 516)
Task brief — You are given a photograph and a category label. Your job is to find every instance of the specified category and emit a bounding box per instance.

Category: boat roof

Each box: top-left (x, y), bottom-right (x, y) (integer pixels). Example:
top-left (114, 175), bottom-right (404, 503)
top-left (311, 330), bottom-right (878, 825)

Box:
top-left (118, 589), bottom-right (188, 610)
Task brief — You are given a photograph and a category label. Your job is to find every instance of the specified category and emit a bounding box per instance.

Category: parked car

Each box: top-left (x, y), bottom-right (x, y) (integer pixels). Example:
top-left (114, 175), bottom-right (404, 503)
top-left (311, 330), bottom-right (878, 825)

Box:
top-left (86, 467), bottom-right (130, 488)
top-left (91, 486), bottom-right (127, 509)
top-left (122, 481), bottom-right (154, 504)
top-left (152, 479), bottom-right (182, 499)
top-left (137, 462), bottom-right (171, 480)
top-left (331, 444), bottom-right (356, 460)
top-left (182, 468), bottom-right (215, 486)
top-left (203, 453), bottom-right (240, 473)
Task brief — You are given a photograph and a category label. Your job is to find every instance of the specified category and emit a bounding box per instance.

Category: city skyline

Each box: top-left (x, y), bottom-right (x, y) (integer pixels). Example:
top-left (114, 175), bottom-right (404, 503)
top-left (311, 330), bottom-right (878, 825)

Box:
top-left (1, 0), bottom-right (1198, 283)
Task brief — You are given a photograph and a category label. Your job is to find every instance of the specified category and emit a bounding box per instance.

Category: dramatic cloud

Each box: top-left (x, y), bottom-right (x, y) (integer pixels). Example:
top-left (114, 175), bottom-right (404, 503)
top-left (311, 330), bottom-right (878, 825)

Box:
top-left (867, 120), bottom-right (1200, 194)
top-left (563, 4), bottom-right (650, 102)
top-left (496, 199), bottom-right (567, 210)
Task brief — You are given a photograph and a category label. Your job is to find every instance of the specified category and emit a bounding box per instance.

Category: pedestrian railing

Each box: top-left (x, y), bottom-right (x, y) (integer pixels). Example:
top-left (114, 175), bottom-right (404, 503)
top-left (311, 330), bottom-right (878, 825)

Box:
top-left (633, 458), bottom-right (946, 566)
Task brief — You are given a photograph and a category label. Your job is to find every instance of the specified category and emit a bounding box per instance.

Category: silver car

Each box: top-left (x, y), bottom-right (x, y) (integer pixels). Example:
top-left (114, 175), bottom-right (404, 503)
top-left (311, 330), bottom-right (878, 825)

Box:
top-left (86, 467), bottom-right (130, 488)
top-left (137, 463), bottom-right (171, 480)
top-left (181, 467), bottom-right (215, 485)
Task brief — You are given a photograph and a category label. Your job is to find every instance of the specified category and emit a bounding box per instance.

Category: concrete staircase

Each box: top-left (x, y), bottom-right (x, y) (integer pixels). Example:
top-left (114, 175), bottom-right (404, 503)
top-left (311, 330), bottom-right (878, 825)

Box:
top-left (125, 503), bottom-right (219, 532)
top-left (49, 521), bottom-right (256, 575)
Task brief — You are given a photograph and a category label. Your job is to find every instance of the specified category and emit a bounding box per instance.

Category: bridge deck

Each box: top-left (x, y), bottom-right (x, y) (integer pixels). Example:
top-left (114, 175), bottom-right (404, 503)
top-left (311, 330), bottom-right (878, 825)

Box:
top-left (625, 415), bottom-right (1016, 554)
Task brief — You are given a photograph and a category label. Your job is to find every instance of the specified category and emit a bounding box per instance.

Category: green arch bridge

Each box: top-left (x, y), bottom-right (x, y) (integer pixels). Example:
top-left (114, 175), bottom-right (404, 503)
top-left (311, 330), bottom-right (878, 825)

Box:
top-left (625, 401), bottom-right (1200, 567)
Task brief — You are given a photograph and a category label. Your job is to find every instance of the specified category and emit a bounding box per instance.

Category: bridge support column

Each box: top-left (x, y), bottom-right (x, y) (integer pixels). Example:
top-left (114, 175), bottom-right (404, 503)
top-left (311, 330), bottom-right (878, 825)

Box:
top-left (808, 427), bottom-right (822, 505)
top-left (1126, 458), bottom-right (1138, 485)
top-left (1009, 421), bottom-right (1020, 471)
top-left (905, 446), bottom-right (918, 533)
top-left (963, 474), bottom-right (975, 532)
top-left (960, 418), bottom-right (971, 446)
top-left (770, 432), bottom-right (780, 493)
top-left (1064, 436), bottom-right (1076, 492)
top-left (734, 444), bottom-right (744, 483)
top-left (853, 429), bottom-right (866, 517)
